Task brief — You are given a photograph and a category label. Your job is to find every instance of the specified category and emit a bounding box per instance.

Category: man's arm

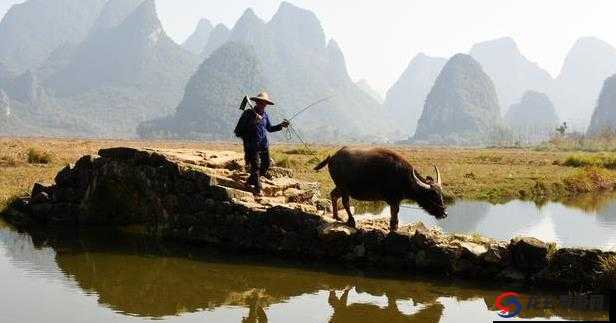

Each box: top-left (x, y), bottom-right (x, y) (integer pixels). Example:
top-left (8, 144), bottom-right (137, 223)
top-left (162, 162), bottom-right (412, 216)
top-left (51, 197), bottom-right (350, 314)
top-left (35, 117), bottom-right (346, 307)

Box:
top-left (265, 114), bottom-right (288, 132)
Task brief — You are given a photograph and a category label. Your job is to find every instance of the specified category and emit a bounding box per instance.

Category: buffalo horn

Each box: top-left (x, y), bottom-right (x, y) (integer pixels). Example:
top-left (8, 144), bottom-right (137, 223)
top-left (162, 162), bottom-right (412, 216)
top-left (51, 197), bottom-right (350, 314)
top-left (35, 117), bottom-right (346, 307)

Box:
top-left (434, 165), bottom-right (442, 186)
top-left (413, 169), bottom-right (431, 190)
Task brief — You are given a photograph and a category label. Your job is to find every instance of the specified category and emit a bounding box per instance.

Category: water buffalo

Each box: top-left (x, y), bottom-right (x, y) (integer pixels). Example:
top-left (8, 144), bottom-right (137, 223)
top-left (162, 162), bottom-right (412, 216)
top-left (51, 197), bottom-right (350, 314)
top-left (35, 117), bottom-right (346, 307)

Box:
top-left (314, 147), bottom-right (447, 230)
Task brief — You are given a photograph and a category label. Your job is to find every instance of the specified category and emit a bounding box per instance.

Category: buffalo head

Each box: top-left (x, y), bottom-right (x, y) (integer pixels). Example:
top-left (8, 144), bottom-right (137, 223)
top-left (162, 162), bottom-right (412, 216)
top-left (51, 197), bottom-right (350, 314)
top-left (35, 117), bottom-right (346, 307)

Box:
top-left (412, 166), bottom-right (448, 219)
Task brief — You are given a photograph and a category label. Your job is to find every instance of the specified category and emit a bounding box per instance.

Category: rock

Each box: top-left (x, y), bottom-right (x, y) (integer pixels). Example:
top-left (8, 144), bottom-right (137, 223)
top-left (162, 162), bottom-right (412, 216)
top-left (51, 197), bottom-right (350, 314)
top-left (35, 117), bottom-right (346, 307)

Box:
top-left (98, 147), bottom-right (142, 160)
top-left (54, 165), bottom-right (73, 186)
top-left (284, 188), bottom-right (316, 204)
top-left (510, 237), bottom-right (549, 272)
top-left (319, 223), bottom-right (357, 241)
top-left (31, 192), bottom-right (50, 204)
top-left (352, 244), bottom-right (366, 258)
top-left (410, 222), bottom-right (439, 248)
top-left (266, 167), bottom-right (294, 179)
top-left (483, 243), bottom-right (510, 265)
top-left (384, 231), bottom-right (413, 256)
top-left (538, 248), bottom-right (605, 288)
top-left (498, 267), bottom-right (525, 281)
top-left (315, 199), bottom-right (332, 212)
top-left (211, 185), bottom-right (254, 201)
top-left (457, 241), bottom-right (488, 258)
top-left (31, 183), bottom-right (52, 197)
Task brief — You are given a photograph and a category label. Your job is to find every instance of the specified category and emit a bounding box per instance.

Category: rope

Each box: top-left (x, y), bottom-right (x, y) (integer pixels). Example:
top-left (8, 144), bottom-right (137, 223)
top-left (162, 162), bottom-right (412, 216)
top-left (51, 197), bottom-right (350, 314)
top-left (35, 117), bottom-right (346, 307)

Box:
top-left (273, 107), bottom-right (313, 153)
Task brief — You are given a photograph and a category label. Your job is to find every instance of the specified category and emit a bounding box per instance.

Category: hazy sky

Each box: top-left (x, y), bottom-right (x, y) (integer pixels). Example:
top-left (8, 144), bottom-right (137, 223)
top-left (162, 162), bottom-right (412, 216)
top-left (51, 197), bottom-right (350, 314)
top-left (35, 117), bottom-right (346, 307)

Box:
top-left (2, 0), bottom-right (616, 95)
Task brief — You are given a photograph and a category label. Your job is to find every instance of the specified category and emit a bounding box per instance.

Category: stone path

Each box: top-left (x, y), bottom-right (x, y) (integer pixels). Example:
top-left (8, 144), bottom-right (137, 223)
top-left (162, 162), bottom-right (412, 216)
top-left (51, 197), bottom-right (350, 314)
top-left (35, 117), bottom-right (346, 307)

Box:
top-left (144, 148), bottom-right (330, 215)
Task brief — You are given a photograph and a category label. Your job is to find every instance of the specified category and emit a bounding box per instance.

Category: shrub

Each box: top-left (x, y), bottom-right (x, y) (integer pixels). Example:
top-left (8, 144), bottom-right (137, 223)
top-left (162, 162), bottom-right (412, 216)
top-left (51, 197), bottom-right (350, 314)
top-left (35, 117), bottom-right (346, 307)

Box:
top-left (563, 154), bottom-right (616, 169)
top-left (27, 148), bottom-right (53, 164)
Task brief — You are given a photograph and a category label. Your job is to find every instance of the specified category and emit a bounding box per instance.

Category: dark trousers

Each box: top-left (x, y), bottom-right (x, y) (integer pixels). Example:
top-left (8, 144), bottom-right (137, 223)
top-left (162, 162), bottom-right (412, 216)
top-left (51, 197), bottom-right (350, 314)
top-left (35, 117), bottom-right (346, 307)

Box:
top-left (245, 148), bottom-right (270, 193)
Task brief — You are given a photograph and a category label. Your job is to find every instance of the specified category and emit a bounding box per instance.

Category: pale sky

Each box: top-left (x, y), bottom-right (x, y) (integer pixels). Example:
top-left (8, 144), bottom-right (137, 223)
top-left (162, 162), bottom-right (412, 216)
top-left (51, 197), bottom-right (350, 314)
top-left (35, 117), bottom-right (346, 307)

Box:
top-left (2, 0), bottom-right (616, 95)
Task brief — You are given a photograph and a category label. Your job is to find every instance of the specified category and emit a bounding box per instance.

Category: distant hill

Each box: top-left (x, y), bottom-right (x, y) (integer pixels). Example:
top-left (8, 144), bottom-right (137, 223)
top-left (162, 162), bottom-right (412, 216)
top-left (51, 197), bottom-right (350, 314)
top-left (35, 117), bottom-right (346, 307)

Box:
top-left (201, 24), bottom-right (230, 58)
top-left (182, 18), bottom-right (213, 55)
top-left (0, 89), bottom-right (9, 118)
top-left (143, 2), bottom-right (388, 142)
top-left (138, 42), bottom-right (267, 139)
top-left (551, 37), bottom-right (616, 131)
top-left (412, 54), bottom-right (507, 145)
top-left (470, 37), bottom-right (553, 111)
top-left (42, 0), bottom-right (199, 137)
top-left (588, 75), bottom-right (616, 135)
top-left (356, 79), bottom-right (383, 104)
top-left (505, 90), bottom-right (559, 143)
top-left (384, 53), bottom-right (446, 137)
top-left (0, 0), bottom-right (106, 74)
top-left (90, 0), bottom-right (145, 32)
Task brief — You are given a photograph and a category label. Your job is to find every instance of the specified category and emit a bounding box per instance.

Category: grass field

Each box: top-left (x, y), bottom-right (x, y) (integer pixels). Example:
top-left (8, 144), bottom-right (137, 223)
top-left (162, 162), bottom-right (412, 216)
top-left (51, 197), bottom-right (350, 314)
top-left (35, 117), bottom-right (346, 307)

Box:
top-left (2, 137), bottom-right (616, 210)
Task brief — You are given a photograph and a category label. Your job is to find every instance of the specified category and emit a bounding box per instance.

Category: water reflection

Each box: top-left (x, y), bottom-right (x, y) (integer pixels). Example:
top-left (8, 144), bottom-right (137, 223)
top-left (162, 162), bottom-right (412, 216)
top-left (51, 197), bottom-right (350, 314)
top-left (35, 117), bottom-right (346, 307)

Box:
top-left (0, 224), bottom-right (608, 322)
top-left (364, 194), bottom-right (616, 250)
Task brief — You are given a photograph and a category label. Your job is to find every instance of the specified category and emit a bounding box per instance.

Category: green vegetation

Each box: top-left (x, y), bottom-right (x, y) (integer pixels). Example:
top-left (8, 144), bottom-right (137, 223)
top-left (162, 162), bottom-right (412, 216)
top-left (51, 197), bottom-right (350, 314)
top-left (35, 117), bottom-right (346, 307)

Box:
top-left (27, 148), bottom-right (53, 164)
top-left (563, 153), bottom-right (616, 169)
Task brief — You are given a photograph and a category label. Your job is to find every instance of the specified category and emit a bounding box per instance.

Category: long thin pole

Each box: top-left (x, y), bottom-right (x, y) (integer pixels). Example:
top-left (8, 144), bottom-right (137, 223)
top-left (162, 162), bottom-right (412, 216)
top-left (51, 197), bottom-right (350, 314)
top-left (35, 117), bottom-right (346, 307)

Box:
top-left (288, 95), bottom-right (335, 121)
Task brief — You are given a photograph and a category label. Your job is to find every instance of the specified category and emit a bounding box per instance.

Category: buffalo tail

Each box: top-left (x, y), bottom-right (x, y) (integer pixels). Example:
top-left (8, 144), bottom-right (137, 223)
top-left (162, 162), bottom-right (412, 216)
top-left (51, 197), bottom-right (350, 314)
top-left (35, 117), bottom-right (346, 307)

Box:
top-left (313, 156), bottom-right (331, 171)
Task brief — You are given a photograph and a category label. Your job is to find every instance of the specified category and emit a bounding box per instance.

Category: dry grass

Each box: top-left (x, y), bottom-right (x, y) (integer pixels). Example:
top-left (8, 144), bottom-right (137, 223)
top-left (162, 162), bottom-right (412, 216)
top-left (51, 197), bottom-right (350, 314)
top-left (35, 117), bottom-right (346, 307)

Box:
top-left (1, 137), bottom-right (616, 211)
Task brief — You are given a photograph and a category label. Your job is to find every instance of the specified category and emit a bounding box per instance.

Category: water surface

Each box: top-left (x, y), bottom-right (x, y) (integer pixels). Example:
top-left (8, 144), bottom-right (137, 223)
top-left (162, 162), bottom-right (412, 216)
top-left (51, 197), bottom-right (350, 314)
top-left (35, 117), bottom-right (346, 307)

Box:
top-left (360, 194), bottom-right (616, 250)
top-left (0, 219), bottom-right (608, 323)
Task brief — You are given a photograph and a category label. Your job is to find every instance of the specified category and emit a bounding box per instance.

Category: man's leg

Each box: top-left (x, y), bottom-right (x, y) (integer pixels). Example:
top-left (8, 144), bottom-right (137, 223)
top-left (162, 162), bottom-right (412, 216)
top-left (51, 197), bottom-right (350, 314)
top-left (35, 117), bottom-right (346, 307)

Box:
top-left (253, 149), bottom-right (270, 195)
top-left (260, 149), bottom-right (271, 176)
top-left (245, 149), bottom-right (260, 190)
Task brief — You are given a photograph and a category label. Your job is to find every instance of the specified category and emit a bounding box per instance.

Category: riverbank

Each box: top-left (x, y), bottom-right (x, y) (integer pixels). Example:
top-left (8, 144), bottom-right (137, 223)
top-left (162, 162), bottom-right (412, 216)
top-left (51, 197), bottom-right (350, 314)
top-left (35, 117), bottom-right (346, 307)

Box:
top-left (2, 146), bottom-right (615, 292)
top-left (2, 138), bottom-right (616, 209)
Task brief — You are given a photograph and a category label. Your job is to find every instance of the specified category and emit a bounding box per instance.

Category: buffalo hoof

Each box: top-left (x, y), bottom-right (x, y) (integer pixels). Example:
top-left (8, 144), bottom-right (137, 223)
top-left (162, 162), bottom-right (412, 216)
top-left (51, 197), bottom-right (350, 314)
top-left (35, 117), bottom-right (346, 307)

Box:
top-left (346, 218), bottom-right (356, 228)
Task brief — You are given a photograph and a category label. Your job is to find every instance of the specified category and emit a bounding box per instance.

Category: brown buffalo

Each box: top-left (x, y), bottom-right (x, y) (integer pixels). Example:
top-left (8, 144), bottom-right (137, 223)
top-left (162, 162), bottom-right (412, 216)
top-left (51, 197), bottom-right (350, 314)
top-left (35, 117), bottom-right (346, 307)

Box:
top-left (314, 147), bottom-right (447, 230)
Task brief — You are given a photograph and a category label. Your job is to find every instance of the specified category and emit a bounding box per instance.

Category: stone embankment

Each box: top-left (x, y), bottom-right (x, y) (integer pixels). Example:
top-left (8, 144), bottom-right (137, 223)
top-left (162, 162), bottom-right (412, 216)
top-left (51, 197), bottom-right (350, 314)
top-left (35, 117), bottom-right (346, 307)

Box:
top-left (3, 147), bottom-right (615, 291)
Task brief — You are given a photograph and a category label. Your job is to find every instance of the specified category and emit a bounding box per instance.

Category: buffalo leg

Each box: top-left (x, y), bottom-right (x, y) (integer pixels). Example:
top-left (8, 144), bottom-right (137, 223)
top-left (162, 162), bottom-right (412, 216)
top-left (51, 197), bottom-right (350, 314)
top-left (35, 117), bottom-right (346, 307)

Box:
top-left (389, 200), bottom-right (400, 231)
top-left (330, 188), bottom-right (341, 221)
top-left (342, 195), bottom-right (356, 228)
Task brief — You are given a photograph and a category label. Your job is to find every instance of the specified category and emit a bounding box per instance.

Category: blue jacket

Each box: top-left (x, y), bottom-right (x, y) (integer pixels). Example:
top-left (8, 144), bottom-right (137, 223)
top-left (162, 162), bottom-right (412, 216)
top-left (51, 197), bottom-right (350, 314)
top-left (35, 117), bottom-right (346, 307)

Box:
top-left (236, 109), bottom-right (283, 151)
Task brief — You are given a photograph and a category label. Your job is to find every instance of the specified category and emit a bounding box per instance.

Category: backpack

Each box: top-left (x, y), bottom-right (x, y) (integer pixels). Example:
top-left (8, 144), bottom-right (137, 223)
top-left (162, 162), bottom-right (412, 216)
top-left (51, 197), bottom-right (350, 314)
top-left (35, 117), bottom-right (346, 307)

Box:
top-left (234, 110), bottom-right (252, 138)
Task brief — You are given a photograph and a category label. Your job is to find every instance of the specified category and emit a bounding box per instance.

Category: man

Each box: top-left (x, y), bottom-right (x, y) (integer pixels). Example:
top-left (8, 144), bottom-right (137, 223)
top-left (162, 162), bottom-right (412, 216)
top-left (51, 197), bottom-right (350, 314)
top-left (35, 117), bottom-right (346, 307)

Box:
top-left (235, 92), bottom-right (289, 196)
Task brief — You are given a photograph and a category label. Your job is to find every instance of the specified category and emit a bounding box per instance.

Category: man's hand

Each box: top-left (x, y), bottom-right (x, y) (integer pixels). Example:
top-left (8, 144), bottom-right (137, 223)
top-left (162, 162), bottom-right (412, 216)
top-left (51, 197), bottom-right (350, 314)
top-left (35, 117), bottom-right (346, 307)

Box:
top-left (281, 119), bottom-right (290, 128)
